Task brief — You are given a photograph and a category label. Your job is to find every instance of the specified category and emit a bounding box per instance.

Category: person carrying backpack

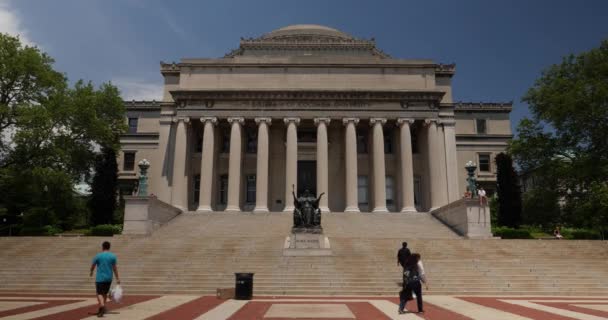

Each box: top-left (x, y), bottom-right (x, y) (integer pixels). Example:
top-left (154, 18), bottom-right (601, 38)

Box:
top-left (398, 253), bottom-right (428, 314)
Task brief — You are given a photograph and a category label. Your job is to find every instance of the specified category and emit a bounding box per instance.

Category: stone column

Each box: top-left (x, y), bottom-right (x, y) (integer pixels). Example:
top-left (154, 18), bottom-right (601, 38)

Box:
top-left (156, 117), bottom-right (173, 203)
top-left (443, 119), bottom-right (460, 202)
top-left (253, 117), bottom-right (272, 213)
top-left (426, 119), bottom-right (448, 211)
top-left (196, 117), bottom-right (217, 212)
top-left (226, 117), bottom-right (244, 212)
top-left (314, 118), bottom-right (331, 213)
top-left (397, 118), bottom-right (416, 212)
top-left (283, 117), bottom-right (300, 212)
top-left (171, 117), bottom-right (189, 211)
top-left (370, 118), bottom-right (388, 213)
top-left (343, 118), bottom-right (360, 212)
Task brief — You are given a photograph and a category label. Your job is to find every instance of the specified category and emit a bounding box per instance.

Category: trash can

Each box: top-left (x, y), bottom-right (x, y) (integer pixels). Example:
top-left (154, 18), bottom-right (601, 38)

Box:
top-left (234, 273), bottom-right (254, 300)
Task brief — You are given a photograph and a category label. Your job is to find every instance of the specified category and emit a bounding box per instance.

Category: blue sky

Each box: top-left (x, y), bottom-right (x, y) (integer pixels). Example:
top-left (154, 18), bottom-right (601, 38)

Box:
top-left (1, 0), bottom-right (607, 133)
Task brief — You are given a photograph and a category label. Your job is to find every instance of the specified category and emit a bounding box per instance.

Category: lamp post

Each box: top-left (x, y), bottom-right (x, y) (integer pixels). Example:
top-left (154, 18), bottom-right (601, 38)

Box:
top-left (137, 159), bottom-right (150, 197)
top-left (465, 161), bottom-right (478, 198)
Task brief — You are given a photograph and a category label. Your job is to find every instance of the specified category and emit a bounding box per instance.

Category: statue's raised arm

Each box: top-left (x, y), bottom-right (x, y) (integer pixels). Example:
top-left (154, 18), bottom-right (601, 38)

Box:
top-left (292, 184), bottom-right (299, 208)
top-left (314, 192), bottom-right (325, 206)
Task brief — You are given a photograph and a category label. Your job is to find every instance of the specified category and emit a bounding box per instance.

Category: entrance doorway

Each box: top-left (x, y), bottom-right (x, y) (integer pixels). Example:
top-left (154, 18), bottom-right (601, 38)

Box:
top-left (297, 160), bottom-right (316, 196)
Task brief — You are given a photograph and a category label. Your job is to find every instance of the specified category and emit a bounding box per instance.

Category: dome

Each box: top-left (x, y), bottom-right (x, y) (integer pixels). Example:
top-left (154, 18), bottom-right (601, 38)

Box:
top-left (262, 24), bottom-right (353, 40)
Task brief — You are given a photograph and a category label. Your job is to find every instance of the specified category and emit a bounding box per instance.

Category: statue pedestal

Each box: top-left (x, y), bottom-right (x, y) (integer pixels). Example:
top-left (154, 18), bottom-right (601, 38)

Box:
top-left (283, 233), bottom-right (332, 256)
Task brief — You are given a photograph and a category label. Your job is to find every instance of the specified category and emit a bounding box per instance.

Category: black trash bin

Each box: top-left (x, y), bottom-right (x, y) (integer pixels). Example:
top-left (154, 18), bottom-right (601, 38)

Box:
top-left (234, 273), bottom-right (254, 300)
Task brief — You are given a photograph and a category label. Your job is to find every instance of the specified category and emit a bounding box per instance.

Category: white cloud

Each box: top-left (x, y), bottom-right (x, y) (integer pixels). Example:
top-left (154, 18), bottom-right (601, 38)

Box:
top-left (113, 78), bottom-right (163, 101)
top-left (0, 0), bottom-right (34, 46)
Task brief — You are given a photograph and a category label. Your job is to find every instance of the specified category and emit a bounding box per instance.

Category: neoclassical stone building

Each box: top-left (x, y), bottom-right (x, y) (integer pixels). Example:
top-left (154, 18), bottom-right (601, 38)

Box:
top-left (119, 25), bottom-right (512, 213)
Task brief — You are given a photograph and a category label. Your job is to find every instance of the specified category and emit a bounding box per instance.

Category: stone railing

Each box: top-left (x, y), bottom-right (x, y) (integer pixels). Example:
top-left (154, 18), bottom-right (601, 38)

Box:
top-left (122, 196), bottom-right (182, 235)
top-left (431, 198), bottom-right (492, 239)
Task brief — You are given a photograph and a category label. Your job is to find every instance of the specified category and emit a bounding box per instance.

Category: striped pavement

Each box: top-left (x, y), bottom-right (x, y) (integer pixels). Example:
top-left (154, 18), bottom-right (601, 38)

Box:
top-left (1, 294), bottom-right (607, 319)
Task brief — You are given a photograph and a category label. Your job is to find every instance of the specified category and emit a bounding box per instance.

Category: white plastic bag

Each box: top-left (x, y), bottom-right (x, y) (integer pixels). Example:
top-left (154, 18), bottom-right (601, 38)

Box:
top-left (111, 285), bottom-right (123, 303)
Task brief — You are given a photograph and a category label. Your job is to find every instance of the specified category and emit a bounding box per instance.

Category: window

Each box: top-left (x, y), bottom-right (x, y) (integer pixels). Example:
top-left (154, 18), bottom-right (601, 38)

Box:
top-left (386, 176), bottom-right (395, 206)
top-left (123, 152), bottom-right (135, 171)
top-left (357, 132), bottom-right (368, 154)
top-left (384, 130), bottom-right (393, 154)
top-left (476, 119), bottom-right (487, 134)
top-left (194, 175), bottom-right (201, 204)
top-left (358, 175), bottom-right (368, 205)
top-left (246, 175), bottom-right (256, 203)
top-left (297, 129), bottom-right (316, 143)
top-left (128, 118), bottom-right (138, 134)
top-left (195, 137), bottom-right (203, 153)
top-left (411, 129), bottom-right (419, 154)
top-left (246, 129), bottom-right (257, 153)
top-left (221, 131), bottom-right (230, 153)
top-left (219, 175), bottom-right (228, 204)
top-left (479, 154), bottom-right (491, 172)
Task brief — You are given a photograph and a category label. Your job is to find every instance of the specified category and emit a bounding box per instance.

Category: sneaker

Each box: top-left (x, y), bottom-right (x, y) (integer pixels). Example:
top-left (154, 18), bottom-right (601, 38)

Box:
top-left (398, 310), bottom-right (405, 314)
top-left (97, 307), bottom-right (103, 317)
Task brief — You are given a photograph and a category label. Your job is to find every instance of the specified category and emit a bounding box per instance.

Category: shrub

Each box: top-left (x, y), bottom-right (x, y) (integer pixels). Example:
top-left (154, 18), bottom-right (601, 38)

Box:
top-left (20, 225), bottom-right (62, 236)
top-left (561, 228), bottom-right (601, 240)
top-left (492, 226), bottom-right (533, 239)
top-left (90, 224), bottom-right (122, 236)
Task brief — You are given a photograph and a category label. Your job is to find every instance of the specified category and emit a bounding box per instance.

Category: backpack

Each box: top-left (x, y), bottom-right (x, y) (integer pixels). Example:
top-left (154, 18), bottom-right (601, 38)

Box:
top-left (403, 265), bottom-right (420, 284)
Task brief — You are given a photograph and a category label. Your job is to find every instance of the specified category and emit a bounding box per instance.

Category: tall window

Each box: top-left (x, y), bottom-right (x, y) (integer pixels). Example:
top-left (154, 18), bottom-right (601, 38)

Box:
top-left (358, 175), bottom-right (368, 205)
top-left (195, 137), bottom-right (203, 153)
top-left (246, 129), bottom-right (257, 153)
top-left (384, 129), bottom-right (393, 154)
top-left (357, 132), bottom-right (368, 154)
top-left (479, 154), bottom-right (491, 172)
top-left (411, 129), bottom-right (419, 154)
top-left (194, 175), bottom-right (201, 204)
top-left (221, 131), bottom-right (230, 153)
top-left (128, 118), bottom-right (138, 134)
top-left (297, 129), bottom-right (316, 143)
top-left (123, 152), bottom-right (136, 171)
top-left (246, 175), bottom-right (256, 204)
top-left (476, 119), bottom-right (487, 134)
top-left (219, 175), bottom-right (228, 204)
top-left (386, 176), bottom-right (395, 206)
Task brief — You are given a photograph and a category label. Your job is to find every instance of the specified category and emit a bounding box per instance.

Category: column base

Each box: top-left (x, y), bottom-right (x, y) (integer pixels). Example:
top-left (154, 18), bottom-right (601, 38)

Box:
top-left (224, 205), bottom-right (241, 212)
top-left (172, 204), bottom-right (187, 212)
top-left (253, 207), bottom-right (269, 213)
top-left (372, 207), bottom-right (389, 213)
top-left (283, 205), bottom-right (295, 212)
top-left (344, 206), bottom-right (360, 213)
top-left (319, 206), bottom-right (330, 214)
top-left (400, 207), bottom-right (418, 213)
top-left (196, 205), bottom-right (213, 213)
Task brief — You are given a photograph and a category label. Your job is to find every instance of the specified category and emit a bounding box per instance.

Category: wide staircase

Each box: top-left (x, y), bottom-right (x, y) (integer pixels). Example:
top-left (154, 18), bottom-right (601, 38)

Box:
top-left (1, 212), bottom-right (608, 296)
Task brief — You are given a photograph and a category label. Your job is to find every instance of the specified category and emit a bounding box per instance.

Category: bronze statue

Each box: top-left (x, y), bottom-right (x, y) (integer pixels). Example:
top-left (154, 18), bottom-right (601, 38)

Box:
top-left (292, 185), bottom-right (324, 233)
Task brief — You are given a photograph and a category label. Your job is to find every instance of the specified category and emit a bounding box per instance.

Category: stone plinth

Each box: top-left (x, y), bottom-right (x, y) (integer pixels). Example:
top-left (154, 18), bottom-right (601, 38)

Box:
top-left (123, 196), bottom-right (182, 235)
top-left (430, 198), bottom-right (492, 239)
top-left (283, 233), bottom-right (332, 256)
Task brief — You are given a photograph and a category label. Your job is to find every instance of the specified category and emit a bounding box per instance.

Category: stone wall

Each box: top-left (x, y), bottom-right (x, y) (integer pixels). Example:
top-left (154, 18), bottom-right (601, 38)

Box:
top-left (122, 196), bottom-right (182, 235)
top-left (431, 198), bottom-right (492, 238)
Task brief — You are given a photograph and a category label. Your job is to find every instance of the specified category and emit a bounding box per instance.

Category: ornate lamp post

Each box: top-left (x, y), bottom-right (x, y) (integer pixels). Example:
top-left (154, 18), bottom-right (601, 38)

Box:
top-left (465, 160), bottom-right (478, 198)
top-left (137, 159), bottom-right (150, 197)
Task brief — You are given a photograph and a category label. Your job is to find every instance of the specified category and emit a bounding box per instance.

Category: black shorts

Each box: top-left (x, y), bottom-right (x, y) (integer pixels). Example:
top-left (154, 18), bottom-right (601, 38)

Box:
top-left (96, 282), bottom-right (112, 295)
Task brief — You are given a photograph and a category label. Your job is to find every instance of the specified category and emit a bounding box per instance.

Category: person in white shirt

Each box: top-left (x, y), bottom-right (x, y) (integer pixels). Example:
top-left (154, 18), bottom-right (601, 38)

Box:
top-left (478, 187), bottom-right (487, 206)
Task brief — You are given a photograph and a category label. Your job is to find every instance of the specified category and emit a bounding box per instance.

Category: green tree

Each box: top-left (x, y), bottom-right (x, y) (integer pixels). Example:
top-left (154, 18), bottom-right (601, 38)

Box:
top-left (510, 40), bottom-right (608, 232)
top-left (0, 33), bottom-right (126, 233)
top-left (495, 153), bottom-right (522, 228)
top-left (89, 146), bottom-right (119, 226)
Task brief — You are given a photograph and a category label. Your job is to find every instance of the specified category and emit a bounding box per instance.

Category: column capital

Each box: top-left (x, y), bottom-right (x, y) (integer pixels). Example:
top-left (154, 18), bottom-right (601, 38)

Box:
top-left (227, 117), bottom-right (245, 124)
top-left (314, 118), bottom-right (331, 126)
top-left (424, 118), bottom-right (440, 125)
top-left (283, 117), bottom-right (301, 125)
top-left (342, 118), bottom-right (360, 125)
top-left (255, 117), bottom-right (272, 125)
top-left (173, 116), bottom-right (190, 123)
top-left (370, 118), bottom-right (387, 126)
top-left (397, 118), bottom-right (415, 126)
top-left (200, 117), bottom-right (218, 125)
top-left (440, 118), bottom-right (456, 127)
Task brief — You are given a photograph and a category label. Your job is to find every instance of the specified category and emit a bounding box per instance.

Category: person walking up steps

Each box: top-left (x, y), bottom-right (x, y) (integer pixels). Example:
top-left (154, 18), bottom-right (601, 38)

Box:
top-left (399, 253), bottom-right (427, 314)
top-left (90, 241), bottom-right (120, 317)
top-left (397, 241), bottom-right (411, 270)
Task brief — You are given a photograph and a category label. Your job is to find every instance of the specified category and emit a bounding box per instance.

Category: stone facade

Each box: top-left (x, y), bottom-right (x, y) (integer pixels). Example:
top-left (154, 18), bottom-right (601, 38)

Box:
top-left (118, 25), bottom-right (512, 212)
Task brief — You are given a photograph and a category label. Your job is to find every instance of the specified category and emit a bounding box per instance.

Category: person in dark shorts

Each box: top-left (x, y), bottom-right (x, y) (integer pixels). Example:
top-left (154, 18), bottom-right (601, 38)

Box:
top-left (399, 253), bottom-right (427, 314)
top-left (90, 241), bottom-right (120, 317)
top-left (397, 242), bottom-right (411, 270)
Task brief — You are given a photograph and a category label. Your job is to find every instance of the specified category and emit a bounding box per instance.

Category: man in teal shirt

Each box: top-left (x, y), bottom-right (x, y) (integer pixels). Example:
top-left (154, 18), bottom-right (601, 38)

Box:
top-left (90, 241), bottom-right (120, 317)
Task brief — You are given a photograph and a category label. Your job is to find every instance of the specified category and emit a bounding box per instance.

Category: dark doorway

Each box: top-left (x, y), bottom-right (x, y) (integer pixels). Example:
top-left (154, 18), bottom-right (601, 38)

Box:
top-left (297, 160), bottom-right (316, 196)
